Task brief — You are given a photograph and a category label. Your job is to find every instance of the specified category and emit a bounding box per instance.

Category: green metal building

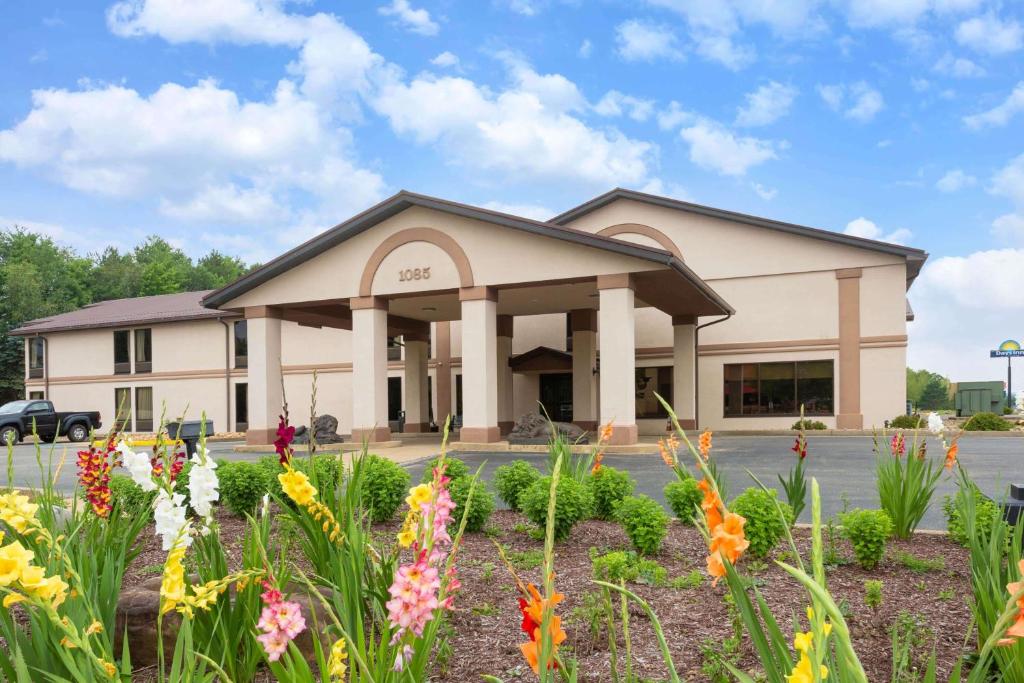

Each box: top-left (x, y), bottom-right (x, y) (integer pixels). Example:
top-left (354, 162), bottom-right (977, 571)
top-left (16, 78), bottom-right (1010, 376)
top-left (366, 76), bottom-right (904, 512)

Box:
top-left (953, 381), bottom-right (1006, 416)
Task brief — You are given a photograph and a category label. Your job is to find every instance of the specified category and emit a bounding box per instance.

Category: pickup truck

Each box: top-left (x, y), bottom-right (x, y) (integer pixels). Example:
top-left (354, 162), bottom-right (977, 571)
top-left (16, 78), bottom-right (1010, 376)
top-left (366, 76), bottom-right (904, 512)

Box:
top-left (0, 400), bottom-right (102, 445)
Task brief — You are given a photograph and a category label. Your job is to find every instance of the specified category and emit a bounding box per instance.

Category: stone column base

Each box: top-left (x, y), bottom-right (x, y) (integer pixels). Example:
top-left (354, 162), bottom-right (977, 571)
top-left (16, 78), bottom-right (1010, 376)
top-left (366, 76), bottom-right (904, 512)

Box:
top-left (498, 421), bottom-right (514, 434)
top-left (605, 423), bottom-right (638, 445)
top-left (351, 426), bottom-right (393, 443)
top-left (836, 413), bottom-right (864, 429)
top-left (402, 423), bottom-right (430, 434)
top-left (573, 420), bottom-right (597, 432)
top-left (675, 419), bottom-right (697, 430)
top-left (246, 428), bottom-right (275, 446)
top-left (459, 426), bottom-right (502, 443)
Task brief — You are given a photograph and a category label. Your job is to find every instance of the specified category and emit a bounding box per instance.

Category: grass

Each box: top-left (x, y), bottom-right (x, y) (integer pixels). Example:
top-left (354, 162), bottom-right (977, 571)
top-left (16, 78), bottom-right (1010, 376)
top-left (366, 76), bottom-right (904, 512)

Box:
top-left (472, 602), bottom-right (500, 617)
top-left (670, 570), bottom-right (703, 590)
top-left (894, 551), bottom-right (946, 574)
top-left (507, 549), bottom-right (545, 571)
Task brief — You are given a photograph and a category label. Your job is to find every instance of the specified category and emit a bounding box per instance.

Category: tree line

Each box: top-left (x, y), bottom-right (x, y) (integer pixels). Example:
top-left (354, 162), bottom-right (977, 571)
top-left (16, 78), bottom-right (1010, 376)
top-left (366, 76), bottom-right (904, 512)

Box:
top-left (0, 228), bottom-right (256, 403)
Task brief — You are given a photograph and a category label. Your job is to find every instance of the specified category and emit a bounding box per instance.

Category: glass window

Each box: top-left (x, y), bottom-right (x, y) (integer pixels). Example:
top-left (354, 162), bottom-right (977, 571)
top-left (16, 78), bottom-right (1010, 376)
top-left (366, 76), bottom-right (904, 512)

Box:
top-left (388, 377), bottom-right (402, 422)
top-left (114, 387), bottom-right (131, 431)
top-left (722, 360), bottom-right (834, 417)
top-left (114, 331), bottom-right (131, 374)
top-left (235, 383), bottom-right (248, 431)
top-left (28, 392), bottom-right (44, 400)
top-left (387, 336), bottom-right (401, 362)
top-left (135, 387), bottom-right (153, 432)
top-left (28, 338), bottom-right (44, 377)
top-left (134, 329), bottom-right (152, 373)
top-left (233, 321), bottom-right (248, 368)
top-left (636, 367), bottom-right (673, 419)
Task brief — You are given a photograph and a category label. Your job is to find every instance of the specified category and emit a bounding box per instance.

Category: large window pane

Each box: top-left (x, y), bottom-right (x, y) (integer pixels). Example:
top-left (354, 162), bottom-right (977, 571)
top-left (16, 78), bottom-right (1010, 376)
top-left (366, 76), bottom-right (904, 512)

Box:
top-left (742, 364), bottom-right (760, 415)
top-left (636, 366), bottom-right (672, 418)
top-left (233, 321), bottom-right (248, 368)
top-left (134, 329), bottom-right (152, 373)
top-left (759, 362), bottom-right (796, 415)
top-left (28, 338), bottom-right (44, 378)
top-left (235, 383), bottom-right (248, 431)
top-left (135, 387), bottom-right (153, 432)
top-left (114, 331), bottom-right (130, 374)
top-left (114, 387), bottom-right (131, 431)
top-left (723, 364), bottom-right (743, 416)
top-left (797, 360), bottom-right (834, 415)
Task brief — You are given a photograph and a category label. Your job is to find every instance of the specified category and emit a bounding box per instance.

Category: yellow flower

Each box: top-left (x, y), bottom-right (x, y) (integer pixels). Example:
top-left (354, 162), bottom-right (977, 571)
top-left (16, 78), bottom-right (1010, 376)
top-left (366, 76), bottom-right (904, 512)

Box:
top-left (787, 653), bottom-right (828, 683)
top-left (793, 631), bottom-right (813, 654)
top-left (85, 620), bottom-right (104, 636)
top-left (279, 468), bottom-right (317, 506)
top-left (0, 540), bottom-right (34, 586)
top-left (397, 528), bottom-right (416, 548)
top-left (60, 636), bottom-right (77, 649)
top-left (823, 621), bottom-right (832, 636)
top-left (3, 593), bottom-right (24, 607)
top-left (406, 484), bottom-right (433, 510)
top-left (0, 492), bottom-right (39, 533)
top-left (328, 637), bottom-right (348, 681)
top-left (101, 659), bottom-right (118, 678)
top-left (159, 543), bottom-right (187, 615)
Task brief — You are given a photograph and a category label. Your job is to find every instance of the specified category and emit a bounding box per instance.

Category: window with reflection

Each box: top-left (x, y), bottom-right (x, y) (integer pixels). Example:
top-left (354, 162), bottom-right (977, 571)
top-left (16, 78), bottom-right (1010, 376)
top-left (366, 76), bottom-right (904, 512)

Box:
top-left (234, 320), bottom-right (248, 368)
top-left (134, 328), bottom-right (152, 373)
top-left (635, 367), bottom-right (673, 419)
top-left (114, 331), bottom-right (131, 375)
top-left (28, 338), bottom-right (44, 378)
top-left (723, 360), bottom-right (834, 417)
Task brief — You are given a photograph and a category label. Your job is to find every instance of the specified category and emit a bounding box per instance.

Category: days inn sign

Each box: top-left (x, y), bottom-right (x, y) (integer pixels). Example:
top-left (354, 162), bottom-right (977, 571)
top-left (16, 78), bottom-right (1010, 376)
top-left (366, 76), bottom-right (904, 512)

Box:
top-left (991, 340), bottom-right (1024, 358)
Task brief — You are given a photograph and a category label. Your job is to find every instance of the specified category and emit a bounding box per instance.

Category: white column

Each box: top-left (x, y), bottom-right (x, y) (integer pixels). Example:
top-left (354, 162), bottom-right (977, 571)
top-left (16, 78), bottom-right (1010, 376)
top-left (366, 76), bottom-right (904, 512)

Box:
top-left (459, 287), bottom-right (500, 443)
top-left (496, 315), bottom-right (514, 434)
top-left (672, 315), bottom-right (697, 430)
top-left (571, 309), bottom-right (598, 431)
top-left (597, 276), bottom-right (637, 445)
top-left (403, 333), bottom-right (430, 433)
top-left (244, 307), bottom-right (283, 445)
top-left (351, 297), bottom-right (391, 443)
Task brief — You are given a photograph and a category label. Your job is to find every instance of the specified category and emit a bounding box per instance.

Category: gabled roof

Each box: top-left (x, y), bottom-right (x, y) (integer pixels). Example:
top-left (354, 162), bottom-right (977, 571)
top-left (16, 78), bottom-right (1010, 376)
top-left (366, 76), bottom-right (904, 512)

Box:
top-left (203, 190), bottom-right (733, 314)
top-left (550, 188), bottom-right (929, 282)
top-left (10, 290), bottom-right (234, 336)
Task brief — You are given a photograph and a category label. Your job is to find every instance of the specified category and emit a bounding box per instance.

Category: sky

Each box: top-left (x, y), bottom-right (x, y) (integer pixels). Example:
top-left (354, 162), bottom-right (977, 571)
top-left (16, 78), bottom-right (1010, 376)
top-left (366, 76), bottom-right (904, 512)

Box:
top-left (0, 0), bottom-right (1022, 383)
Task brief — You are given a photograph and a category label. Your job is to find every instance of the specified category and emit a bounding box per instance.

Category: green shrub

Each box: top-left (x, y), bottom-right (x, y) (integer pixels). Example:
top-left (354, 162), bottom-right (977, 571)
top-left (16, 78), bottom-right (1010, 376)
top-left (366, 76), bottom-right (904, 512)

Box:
top-left (493, 460), bottom-right (541, 511)
top-left (109, 474), bottom-right (156, 518)
top-left (218, 461), bottom-right (270, 515)
top-left (864, 579), bottom-right (883, 610)
top-left (791, 419), bottom-right (827, 430)
top-left (588, 466), bottom-right (634, 520)
top-left (520, 476), bottom-right (592, 541)
top-left (943, 488), bottom-right (1003, 547)
top-left (448, 477), bottom-right (494, 533)
top-left (730, 488), bottom-right (793, 558)
top-left (615, 495), bottom-right (670, 555)
top-left (840, 508), bottom-right (893, 569)
top-left (590, 549), bottom-right (667, 586)
top-left (963, 412), bottom-right (1011, 431)
top-left (664, 478), bottom-right (702, 525)
top-left (362, 454), bottom-right (411, 522)
top-left (420, 456), bottom-right (470, 483)
top-left (890, 414), bottom-right (922, 429)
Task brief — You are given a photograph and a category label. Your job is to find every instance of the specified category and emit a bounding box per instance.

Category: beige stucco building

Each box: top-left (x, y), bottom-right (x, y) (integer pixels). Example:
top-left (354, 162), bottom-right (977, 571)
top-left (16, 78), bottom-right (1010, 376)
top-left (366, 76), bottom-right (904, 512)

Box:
top-left (12, 189), bottom-right (926, 445)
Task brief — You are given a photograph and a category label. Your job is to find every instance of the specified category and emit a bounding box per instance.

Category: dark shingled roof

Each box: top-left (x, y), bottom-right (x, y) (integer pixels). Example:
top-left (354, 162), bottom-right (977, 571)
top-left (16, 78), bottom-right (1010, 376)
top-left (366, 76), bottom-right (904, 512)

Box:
top-left (9, 290), bottom-right (235, 336)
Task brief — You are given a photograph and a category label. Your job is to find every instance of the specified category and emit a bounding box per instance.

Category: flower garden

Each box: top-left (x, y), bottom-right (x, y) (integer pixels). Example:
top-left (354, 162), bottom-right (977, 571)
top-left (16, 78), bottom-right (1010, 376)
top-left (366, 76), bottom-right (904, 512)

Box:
top-left (0, 392), bottom-right (1023, 683)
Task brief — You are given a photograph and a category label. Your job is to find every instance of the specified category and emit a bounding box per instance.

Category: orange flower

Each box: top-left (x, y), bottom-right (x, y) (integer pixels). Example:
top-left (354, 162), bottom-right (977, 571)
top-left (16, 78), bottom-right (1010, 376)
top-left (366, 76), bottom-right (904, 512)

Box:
top-left (599, 422), bottom-right (614, 444)
top-left (698, 479), bottom-right (724, 531)
top-left (998, 561), bottom-right (1024, 646)
top-left (591, 452), bottom-right (604, 475)
top-left (710, 512), bottom-right (749, 565)
top-left (706, 551), bottom-right (726, 583)
top-left (658, 439), bottom-right (675, 467)
top-left (517, 583), bottom-right (566, 673)
top-left (944, 441), bottom-right (959, 470)
top-left (698, 430), bottom-right (713, 460)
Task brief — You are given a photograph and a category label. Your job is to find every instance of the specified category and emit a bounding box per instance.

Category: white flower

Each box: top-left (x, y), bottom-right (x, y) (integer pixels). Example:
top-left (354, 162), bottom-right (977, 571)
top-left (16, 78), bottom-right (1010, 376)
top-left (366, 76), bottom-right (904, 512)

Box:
top-left (927, 412), bottom-right (944, 436)
top-left (119, 444), bottom-right (157, 492)
top-left (187, 454), bottom-right (219, 519)
top-left (154, 490), bottom-right (191, 550)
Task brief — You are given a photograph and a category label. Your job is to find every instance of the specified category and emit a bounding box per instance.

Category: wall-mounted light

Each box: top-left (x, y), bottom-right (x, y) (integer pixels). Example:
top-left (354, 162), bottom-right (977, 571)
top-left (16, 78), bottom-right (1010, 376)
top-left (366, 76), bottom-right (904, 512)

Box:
top-left (592, 358), bottom-right (600, 375)
top-left (422, 306), bottom-right (437, 312)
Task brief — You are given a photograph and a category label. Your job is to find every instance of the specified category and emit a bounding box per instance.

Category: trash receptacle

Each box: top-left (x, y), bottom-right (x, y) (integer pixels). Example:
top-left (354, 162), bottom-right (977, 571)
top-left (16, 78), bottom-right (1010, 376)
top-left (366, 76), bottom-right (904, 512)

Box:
top-left (166, 420), bottom-right (214, 457)
top-left (1004, 485), bottom-right (1024, 526)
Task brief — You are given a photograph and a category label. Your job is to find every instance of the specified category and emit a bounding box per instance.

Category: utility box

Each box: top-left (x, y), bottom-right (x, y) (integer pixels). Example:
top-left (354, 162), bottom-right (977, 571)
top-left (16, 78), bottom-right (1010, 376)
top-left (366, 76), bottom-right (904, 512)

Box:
top-left (954, 381), bottom-right (1006, 416)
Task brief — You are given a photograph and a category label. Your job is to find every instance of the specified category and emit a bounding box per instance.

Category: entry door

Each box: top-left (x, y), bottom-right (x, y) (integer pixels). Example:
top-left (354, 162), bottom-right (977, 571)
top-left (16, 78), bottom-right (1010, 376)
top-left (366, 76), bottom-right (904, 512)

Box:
top-left (539, 373), bottom-right (573, 423)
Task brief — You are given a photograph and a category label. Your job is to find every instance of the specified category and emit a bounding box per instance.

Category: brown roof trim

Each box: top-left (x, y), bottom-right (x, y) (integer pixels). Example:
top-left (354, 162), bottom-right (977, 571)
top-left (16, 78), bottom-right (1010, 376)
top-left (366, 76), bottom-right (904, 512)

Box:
top-left (550, 187), bottom-right (929, 282)
top-left (202, 190), bottom-right (731, 315)
top-left (10, 311), bottom-right (240, 337)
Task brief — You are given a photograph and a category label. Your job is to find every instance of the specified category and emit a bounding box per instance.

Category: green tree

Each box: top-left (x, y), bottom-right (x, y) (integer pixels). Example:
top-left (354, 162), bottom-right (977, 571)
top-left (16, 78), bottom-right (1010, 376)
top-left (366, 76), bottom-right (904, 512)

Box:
top-left (918, 376), bottom-right (951, 410)
top-left (90, 247), bottom-right (141, 301)
top-left (189, 251), bottom-right (251, 290)
top-left (134, 236), bottom-right (192, 295)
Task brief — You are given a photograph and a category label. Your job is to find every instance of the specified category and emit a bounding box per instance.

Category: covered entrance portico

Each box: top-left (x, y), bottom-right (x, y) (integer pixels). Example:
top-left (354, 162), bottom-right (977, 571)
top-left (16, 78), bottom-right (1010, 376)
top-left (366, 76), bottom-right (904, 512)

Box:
top-left (202, 192), bottom-right (733, 446)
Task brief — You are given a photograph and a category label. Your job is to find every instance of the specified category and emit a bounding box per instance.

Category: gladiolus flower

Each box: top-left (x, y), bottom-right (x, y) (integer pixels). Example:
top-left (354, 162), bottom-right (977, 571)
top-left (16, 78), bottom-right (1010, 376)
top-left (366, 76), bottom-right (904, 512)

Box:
top-left (698, 429), bottom-right (713, 459)
top-left (658, 439), bottom-right (675, 467)
top-left (256, 581), bottom-right (306, 661)
top-left (998, 561), bottom-right (1024, 645)
top-left (945, 441), bottom-right (959, 470)
top-left (599, 422), bottom-right (614, 444)
top-left (927, 412), bottom-right (944, 436)
top-left (279, 468), bottom-right (317, 506)
top-left (792, 435), bottom-right (808, 459)
top-left (328, 637), bottom-right (348, 681)
top-left (517, 583), bottom-right (566, 673)
top-left (591, 451), bottom-right (604, 474)
top-left (0, 492), bottom-right (39, 534)
top-left (406, 484), bottom-right (433, 511)
top-left (76, 438), bottom-right (116, 517)
top-left (890, 433), bottom-right (906, 458)
top-left (0, 540), bottom-right (34, 587)
top-left (275, 415), bottom-right (296, 465)
top-left (698, 479), bottom-right (724, 531)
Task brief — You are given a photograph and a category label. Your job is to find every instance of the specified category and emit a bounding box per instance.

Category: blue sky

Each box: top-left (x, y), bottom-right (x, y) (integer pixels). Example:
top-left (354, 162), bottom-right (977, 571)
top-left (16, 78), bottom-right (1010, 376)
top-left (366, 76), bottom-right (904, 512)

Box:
top-left (1, 0), bottom-right (1022, 383)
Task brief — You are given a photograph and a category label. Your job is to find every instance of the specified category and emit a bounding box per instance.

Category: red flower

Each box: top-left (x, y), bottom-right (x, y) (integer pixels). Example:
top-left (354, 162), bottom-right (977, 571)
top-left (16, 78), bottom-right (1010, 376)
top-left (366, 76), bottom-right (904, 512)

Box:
top-left (76, 437), bottom-right (117, 518)
top-left (791, 435), bottom-right (808, 460)
top-left (275, 416), bottom-right (295, 465)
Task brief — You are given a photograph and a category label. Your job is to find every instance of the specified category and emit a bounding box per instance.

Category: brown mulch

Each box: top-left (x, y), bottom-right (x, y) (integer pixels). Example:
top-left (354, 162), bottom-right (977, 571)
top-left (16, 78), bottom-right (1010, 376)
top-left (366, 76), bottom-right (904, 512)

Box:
top-left (124, 510), bottom-right (973, 682)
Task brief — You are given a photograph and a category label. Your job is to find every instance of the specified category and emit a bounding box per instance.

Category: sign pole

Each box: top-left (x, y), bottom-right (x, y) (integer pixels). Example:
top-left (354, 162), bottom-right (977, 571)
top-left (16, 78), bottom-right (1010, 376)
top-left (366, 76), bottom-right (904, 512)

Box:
top-left (991, 341), bottom-right (1023, 411)
top-left (1010, 356), bottom-right (1014, 412)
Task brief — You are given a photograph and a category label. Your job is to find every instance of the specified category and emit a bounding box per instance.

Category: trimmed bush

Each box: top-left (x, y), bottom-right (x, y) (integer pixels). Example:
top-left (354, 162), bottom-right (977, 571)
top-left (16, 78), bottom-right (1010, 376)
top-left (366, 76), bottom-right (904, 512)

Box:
top-left (963, 412), bottom-right (1011, 432)
top-left (448, 476), bottom-right (495, 532)
top-left (588, 466), bottom-right (634, 520)
top-left (664, 478), bottom-right (702, 525)
top-left (730, 488), bottom-right (793, 558)
top-left (219, 461), bottom-right (270, 516)
top-left (791, 419), bottom-right (827, 430)
top-left (420, 456), bottom-right (470, 483)
top-left (943, 489), bottom-right (1003, 547)
top-left (520, 476), bottom-right (592, 541)
top-left (615, 495), bottom-right (670, 555)
top-left (840, 508), bottom-right (893, 569)
top-left (493, 460), bottom-right (541, 511)
top-left (890, 414), bottom-right (922, 429)
top-left (362, 455), bottom-right (411, 522)
top-left (591, 549), bottom-right (667, 585)
top-left (109, 474), bottom-right (156, 518)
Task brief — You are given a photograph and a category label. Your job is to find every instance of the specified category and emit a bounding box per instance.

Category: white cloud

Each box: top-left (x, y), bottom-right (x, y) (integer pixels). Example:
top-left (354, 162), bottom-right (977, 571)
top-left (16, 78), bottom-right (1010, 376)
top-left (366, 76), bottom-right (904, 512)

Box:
top-left (594, 91), bottom-right (655, 121)
top-left (431, 51), bottom-right (459, 68)
top-left (639, 178), bottom-right (693, 201)
top-left (481, 201), bottom-right (555, 221)
top-left (502, 0), bottom-right (540, 16)
top-left (843, 217), bottom-right (912, 244)
top-left (679, 118), bottom-right (782, 176)
top-left (692, 33), bottom-right (756, 70)
top-left (378, 0), bottom-right (439, 36)
top-left (910, 78), bottom-right (930, 92)
top-left (657, 101), bottom-right (694, 130)
top-left (963, 82), bottom-right (1024, 129)
top-left (956, 12), bottom-right (1022, 55)
top-left (578, 39), bottom-right (593, 58)
top-left (735, 81), bottom-right (798, 127)
top-left (615, 20), bottom-right (683, 62)
top-left (159, 183), bottom-right (290, 224)
top-left (933, 52), bottom-right (986, 78)
top-left (0, 215), bottom-right (123, 254)
top-left (817, 81), bottom-right (884, 122)
top-left (935, 169), bottom-right (976, 192)
top-left (910, 248), bottom-right (1024, 381)
top-left (841, 0), bottom-right (981, 27)
top-left (990, 154), bottom-right (1024, 244)
top-left (751, 182), bottom-right (777, 200)
top-left (992, 213), bottom-right (1024, 243)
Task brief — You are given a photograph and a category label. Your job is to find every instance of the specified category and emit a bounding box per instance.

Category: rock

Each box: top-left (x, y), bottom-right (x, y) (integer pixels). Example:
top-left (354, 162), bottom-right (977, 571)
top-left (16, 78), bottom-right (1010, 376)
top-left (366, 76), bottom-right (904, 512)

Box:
top-left (293, 414), bottom-right (344, 444)
top-left (507, 412), bottom-right (588, 445)
top-left (115, 577), bottom-right (333, 668)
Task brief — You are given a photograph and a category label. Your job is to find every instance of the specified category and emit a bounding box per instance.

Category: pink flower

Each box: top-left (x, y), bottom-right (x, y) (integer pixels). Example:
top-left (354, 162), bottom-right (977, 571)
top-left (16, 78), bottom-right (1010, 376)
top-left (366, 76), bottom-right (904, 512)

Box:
top-left (890, 433), bottom-right (906, 457)
top-left (256, 580), bottom-right (306, 661)
top-left (387, 552), bottom-right (441, 638)
top-left (257, 629), bottom-right (291, 661)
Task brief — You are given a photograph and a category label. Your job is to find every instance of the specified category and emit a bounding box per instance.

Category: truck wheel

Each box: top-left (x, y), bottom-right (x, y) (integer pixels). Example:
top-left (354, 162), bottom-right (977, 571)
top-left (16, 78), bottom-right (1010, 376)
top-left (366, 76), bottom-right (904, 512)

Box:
top-left (0, 426), bottom-right (19, 446)
top-left (67, 423), bottom-right (89, 442)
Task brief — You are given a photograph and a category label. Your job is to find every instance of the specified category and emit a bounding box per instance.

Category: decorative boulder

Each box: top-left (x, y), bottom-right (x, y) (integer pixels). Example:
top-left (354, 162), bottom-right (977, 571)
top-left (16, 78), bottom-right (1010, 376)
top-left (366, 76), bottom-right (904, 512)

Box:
top-left (507, 412), bottom-right (588, 445)
top-left (115, 576), bottom-right (332, 668)
top-left (293, 414), bottom-right (345, 444)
